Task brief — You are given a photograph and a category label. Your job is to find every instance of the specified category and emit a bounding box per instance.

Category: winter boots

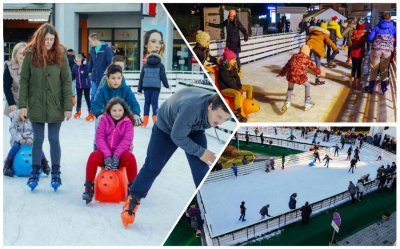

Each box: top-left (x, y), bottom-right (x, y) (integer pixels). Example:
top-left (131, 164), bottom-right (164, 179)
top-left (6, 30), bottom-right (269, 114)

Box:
top-left (85, 112), bottom-right (95, 121)
top-left (141, 115), bottom-right (149, 128)
top-left (315, 76), bottom-right (325, 85)
top-left (27, 165), bottom-right (41, 191)
top-left (51, 165), bottom-right (62, 191)
top-left (3, 159), bottom-right (14, 177)
top-left (234, 108), bottom-right (247, 122)
top-left (74, 109), bottom-right (81, 119)
top-left (121, 195), bottom-right (141, 227)
top-left (41, 158), bottom-right (51, 175)
top-left (367, 80), bottom-right (376, 94)
top-left (82, 181), bottom-right (94, 204)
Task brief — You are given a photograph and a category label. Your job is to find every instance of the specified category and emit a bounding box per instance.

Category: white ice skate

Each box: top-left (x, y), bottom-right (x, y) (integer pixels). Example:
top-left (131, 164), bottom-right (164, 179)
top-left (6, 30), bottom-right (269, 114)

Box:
top-left (304, 100), bottom-right (315, 111)
top-left (281, 100), bottom-right (291, 113)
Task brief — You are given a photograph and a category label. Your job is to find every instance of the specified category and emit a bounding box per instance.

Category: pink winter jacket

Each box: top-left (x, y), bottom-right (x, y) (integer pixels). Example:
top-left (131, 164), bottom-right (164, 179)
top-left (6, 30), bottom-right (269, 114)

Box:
top-left (96, 114), bottom-right (134, 158)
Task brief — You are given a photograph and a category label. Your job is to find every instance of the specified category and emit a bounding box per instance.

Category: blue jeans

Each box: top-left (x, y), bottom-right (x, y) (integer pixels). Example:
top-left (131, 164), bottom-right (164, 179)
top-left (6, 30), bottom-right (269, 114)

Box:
top-left (32, 122), bottom-right (62, 165)
top-left (312, 51), bottom-right (321, 69)
top-left (90, 81), bottom-right (99, 103)
top-left (129, 124), bottom-right (209, 199)
top-left (144, 90), bottom-right (160, 116)
top-left (7, 142), bottom-right (46, 161)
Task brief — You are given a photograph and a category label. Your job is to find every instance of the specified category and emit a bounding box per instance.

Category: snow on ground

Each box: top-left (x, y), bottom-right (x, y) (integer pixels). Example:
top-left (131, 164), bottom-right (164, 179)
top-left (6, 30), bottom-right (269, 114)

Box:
top-left (2, 85), bottom-right (228, 246)
top-left (199, 130), bottom-right (394, 237)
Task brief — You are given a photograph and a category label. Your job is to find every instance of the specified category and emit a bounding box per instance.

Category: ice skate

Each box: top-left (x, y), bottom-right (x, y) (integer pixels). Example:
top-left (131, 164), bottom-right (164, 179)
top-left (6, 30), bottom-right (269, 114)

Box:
top-left (85, 112), bottom-right (95, 122)
top-left (73, 109), bottom-right (81, 119)
top-left (27, 165), bottom-right (41, 191)
top-left (281, 100), bottom-right (291, 113)
top-left (121, 195), bottom-right (141, 228)
top-left (304, 99), bottom-right (315, 111)
top-left (315, 76), bottom-right (325, 85)
top-left (327, 61), bottom-right (337, 68)
top-left (51, 165), bottom-right (62, 191)
top-left (3, 159), bottom-right (14, 177)
top-left (82, 181), bottom-right (94, 204)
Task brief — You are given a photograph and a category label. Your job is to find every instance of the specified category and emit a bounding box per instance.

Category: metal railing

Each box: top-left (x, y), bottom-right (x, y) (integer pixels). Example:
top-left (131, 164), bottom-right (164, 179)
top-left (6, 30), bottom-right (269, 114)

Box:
top-left (189, 32), bottom-right (306, 65)
top-left (208, 173), bottom-right (394, 246)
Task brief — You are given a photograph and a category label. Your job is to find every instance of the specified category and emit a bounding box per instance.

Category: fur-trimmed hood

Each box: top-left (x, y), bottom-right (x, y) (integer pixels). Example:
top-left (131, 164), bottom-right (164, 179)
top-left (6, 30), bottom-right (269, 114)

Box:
top-left (309, 26), bottom-right (330, 35)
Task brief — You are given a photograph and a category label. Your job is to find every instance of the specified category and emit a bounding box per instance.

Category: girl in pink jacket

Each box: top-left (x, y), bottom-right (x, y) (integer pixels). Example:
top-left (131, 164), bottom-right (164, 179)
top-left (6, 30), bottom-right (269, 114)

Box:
top-left (82, 97), bottom-right (138, 204)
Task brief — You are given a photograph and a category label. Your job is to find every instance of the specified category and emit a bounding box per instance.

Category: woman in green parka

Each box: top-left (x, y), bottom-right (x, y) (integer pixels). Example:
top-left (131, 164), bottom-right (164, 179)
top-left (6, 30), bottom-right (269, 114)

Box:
top-left (18, 23), bottom-right (72, 191)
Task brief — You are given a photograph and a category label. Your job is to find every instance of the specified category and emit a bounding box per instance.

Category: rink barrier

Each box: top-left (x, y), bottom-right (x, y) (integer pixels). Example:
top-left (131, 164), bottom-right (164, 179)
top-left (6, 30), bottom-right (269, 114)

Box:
top-left (237, 133), bottom-right (332, 154)
top-left (358, 141), bottom-right (396, 160)
top-left (208, 173), bottom-right (395, 246)
top-left (189, 32), bottom-right (306, 65)
top-left (205, 151), bottom-right (316, 183)
top-left (123, 70), bottom-right (210, 99)
top-left (388, 55), bottom-right (397, 120)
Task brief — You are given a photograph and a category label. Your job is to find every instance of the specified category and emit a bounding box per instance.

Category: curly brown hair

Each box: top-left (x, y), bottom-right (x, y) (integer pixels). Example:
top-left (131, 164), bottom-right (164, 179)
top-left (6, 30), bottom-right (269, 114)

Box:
top-left (25, 23), bottom-right (64, 67)
top-left (105, 97), bottom-right (135, 124)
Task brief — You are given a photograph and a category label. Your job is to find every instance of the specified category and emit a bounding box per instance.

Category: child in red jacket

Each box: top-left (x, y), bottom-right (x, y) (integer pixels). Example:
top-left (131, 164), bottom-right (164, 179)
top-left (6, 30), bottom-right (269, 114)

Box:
top-left (82, 97), bottom-right (137, 204)
top-left (278, 45), bottom-right (325, 112)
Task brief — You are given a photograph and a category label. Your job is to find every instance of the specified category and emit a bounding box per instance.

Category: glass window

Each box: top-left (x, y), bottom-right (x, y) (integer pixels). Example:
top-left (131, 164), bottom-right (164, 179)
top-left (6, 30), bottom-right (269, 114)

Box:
top-left (114, 29), bottom-right (138, 41)
top-left (89, 29), bottom-right (112, 40)
top-left (114, 41), bottom-right (140, 70)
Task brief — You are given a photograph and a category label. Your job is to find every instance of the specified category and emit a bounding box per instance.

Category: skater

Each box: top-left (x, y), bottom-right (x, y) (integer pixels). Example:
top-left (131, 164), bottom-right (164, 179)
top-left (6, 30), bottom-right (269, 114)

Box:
top-left (218, 47), bottom-right (253, 122)
top-left (287, 134), bottom-right (297, 141)
top-left (341, 135), bottom-right (346, 149)
top-left (239, 201), bottom-right (246, 221)
top-left (354, 147), bottom-right (360, 162)
top-left (121, 88), bottom-right (231, 227)
top-left (265, 160), bottom-right (270, 173)
top-left (378, 174), bottom-right (387, 191)
top-left (242, 155), bottom-right (248, 165)
top-left (71, 54), bottom-right (93, 121)
top-left (278, 45), bottom-right (324, 112)
top-left (356, 180), bottom-right (365, 200)
top-left (254, 127), bottom-right (259, 140)
top-left (326, 16), bottom-right (342, 67)
top-left (260, 132), bottom-right (264, 144)
top-left (259, 204), bottom-right (272, 219)
top-left (367, 12), bottom-right (396, 94)
top-left (281, 154), bottom-right (286, 169)
top-left (313, 150), bottom-right (321, 163)
top-left (376, 149), bottom-right (383, 161)
top-left (306, 23), bottom-right (339, 84)
top-left (301, 128), bottom-right (306, 138)
top-left (346, 145), bottom-right (353, 160)
top-left (3, 42), bottom-right (26, 118)
top-left (300, 202), bottom-right (312, 225)
top-left (377, 165), bottom-right (385, 179)
top-left (192, 30), bottom-right (220, 66)
top-left (289, 193), bottom-right (297, 211)
top-left (270, 157), bottom-right (275, 170)
top-left (348, 181), bottom-right (357, 203)
top-left (3, 110), bottom-right (50, 177)
top-left (88, 32), bottom-right (113, 102)
top-left (333, 144), bottom-right (341, 156)
top-left (348, 157), bottom-right (357, 173)
top-left (137, 51), bottom-right (170, 128)
top-left (18, 23), bottom-right (73, 191)
top-left (207, 9), bottom-right (248, 69)
top-left (274, 127), bottom-right (278, 135)
top-left (390, 162), bottom-right (396, 173)
top-left (245, 131), bottom-right (250, 145)
top-left (359, 174), bottom-right (370, 183)
top-left (231, 163), bottom-right (238, 177)
top-left (92, 65), bottom-right (142, 127)
top-left (82, 98), bottom-right (138, 204)
top-left (323, 154), bottom-right (332, 167)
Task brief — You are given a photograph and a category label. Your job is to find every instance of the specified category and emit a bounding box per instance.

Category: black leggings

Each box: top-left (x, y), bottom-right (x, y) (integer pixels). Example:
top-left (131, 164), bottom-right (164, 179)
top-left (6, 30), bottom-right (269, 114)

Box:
top-left (76, 88), bottom-right (91, 111)
top-left (351, 57), bottom-right (363, 78)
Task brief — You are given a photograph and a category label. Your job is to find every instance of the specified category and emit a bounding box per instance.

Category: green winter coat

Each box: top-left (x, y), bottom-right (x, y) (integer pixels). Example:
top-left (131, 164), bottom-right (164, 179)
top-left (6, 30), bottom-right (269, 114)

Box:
top-left (18, 52), bottom-right (73, 123)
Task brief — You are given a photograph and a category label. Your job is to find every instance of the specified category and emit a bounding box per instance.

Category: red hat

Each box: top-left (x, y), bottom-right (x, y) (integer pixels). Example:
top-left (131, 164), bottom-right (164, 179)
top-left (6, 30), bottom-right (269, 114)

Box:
top-left (332, 16), bottom-right (338, 21)
top-left (223, 48), bottom-right (236, 61)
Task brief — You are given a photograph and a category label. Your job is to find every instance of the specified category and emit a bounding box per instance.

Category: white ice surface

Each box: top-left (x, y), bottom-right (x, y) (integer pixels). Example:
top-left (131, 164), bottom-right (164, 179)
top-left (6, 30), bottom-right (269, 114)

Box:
top-left (200, 131), bottom-right (395, 237)
top-left (3, 86), bottom-right (228, 246)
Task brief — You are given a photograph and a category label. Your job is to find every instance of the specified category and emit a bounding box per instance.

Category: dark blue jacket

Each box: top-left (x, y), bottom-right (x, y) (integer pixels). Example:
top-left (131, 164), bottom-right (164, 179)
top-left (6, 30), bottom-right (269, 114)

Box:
top-left (72, 64), bottom-right (91, 89)
top-left (289, 195), bottom-right (296, 209)
top-left (92, 80), bottom-right (140, 117)
top-left (88, 43), bottom-right (113, 84)
top-left (231, 165), bottom-right (238, 174)
top-left (138, 53), bottom-right (169, 92)
top-left (368, 20), bottom-right (396, 51)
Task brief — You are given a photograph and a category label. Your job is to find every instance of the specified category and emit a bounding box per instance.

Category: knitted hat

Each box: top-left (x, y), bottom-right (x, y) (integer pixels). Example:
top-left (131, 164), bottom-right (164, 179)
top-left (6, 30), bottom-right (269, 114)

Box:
top-left (332, 16), bottom-right (338, 21)
top-left (223, 47), bottom-right (236, 61)
top-left (196, 30), bottom-right (210, 48)
top-left (300, 45), bottom-right (311, 56)
top-left (229, 9), bottom-right (236, 17)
